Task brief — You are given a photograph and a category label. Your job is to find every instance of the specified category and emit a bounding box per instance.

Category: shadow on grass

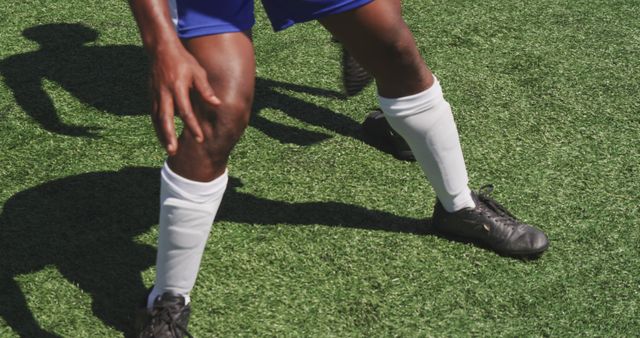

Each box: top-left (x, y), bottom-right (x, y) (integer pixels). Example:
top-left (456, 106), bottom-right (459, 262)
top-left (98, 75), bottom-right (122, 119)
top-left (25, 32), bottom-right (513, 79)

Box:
top-left (0, 167), bottom-right (433, 337)
top-left (0, 23), bottom-right (363, 144)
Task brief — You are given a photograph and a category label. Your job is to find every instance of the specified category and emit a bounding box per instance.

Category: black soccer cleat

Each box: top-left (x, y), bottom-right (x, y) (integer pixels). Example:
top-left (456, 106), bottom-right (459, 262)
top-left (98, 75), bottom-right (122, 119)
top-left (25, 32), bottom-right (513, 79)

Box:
top-left (432, 186), bottom-right (549, 257)
top-left (362, 109), bottom-right (415, 161)
top-left (341, 45), bottom-right (373, 96)
top-left (136, 291), bottom-right (193, 338)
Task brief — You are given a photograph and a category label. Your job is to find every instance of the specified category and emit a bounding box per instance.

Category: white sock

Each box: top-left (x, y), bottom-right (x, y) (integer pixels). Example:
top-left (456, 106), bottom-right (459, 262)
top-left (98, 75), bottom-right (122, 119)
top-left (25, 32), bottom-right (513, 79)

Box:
top-left (378, 76), bottom-right (475, 212)
top-left (147, 162), bottom-right (227, 310)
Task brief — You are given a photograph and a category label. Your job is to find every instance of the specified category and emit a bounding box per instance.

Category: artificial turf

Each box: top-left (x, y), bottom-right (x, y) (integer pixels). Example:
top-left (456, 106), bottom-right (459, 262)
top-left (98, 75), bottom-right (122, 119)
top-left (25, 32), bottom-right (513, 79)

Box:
top-left (1, 0), bottom-right (638, 336)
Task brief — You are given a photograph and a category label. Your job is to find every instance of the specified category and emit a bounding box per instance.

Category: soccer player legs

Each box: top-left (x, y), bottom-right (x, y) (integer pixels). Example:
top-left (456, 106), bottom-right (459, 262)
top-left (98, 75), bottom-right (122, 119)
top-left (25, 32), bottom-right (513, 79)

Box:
top-left (320, 0), bottom-right (475, 210)
top-left (130, 0), bottom-right (255, 335)
top-left (319, 0), bottom-right (548, 256)
top-left (130, 0), bottom-right (548, 336)
top-left (145, 33), bottom-right (254, 337)
top-left (322, 1), bottom-right (548, 255)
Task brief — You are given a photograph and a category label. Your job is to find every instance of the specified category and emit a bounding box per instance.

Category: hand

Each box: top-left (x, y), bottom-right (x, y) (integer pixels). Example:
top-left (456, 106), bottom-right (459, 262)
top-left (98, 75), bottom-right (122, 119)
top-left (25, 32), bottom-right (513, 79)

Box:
top-left (149, 46), bottom-right (221, 155)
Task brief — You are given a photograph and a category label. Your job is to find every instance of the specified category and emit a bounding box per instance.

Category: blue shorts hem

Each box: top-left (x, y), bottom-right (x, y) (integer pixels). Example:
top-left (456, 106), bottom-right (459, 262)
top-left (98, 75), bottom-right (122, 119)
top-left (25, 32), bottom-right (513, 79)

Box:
top-left (177, 20), bottom-right (255, 39)
top-left (271, 0), bottom-right (374, 31)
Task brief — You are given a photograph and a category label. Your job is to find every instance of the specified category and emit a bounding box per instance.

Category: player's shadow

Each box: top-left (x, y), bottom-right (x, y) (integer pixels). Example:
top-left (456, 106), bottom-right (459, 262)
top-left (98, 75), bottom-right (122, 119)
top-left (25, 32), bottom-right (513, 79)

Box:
top-left (0, 24), bottom-right (148, 137)
top-left (0, 23), bottom-right (361, 143)
top-left (0, 167), bottom-right (428, 337)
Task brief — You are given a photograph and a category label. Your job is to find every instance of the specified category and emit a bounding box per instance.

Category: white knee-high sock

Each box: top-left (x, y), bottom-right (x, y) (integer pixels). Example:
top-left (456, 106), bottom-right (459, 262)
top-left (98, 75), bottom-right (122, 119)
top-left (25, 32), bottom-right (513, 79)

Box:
top-left (148, 162), bottom-right (227, 309)
top-left (378, 76), bottom-right (475, 212)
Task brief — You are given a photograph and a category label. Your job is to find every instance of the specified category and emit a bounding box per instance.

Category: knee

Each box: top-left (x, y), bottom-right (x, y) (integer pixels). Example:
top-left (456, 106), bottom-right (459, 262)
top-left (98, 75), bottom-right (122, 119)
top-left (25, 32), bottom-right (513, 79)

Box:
top-left (199, 94), bottom-right (252, 156)
top-left (214, 97), bottom-right (251, 140)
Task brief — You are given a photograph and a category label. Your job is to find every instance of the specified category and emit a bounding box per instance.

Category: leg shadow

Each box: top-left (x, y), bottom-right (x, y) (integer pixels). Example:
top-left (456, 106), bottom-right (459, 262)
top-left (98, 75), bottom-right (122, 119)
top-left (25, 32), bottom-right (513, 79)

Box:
top-left (0, 275), bottom-right (60, 338)
top-left (0, 168), bottom-right (437, 335)
top-left (0, 167), bottom-right (159, 336)
top-left (253, 78), bottom-right (365, 146)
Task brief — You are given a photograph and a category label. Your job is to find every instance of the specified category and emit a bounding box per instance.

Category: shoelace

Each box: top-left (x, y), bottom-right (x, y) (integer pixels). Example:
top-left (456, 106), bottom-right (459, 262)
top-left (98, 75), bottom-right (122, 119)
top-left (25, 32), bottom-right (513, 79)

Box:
top-left (151, 302), bottom-right (193, 338)
top-left (476, 185), bottom-right (519, 227)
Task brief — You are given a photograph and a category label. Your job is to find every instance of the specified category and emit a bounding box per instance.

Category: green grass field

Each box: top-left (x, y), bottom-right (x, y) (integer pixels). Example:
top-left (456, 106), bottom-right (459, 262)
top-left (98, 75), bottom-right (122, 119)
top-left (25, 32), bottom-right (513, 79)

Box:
top-left (1, 0), bottom-right (639, 336)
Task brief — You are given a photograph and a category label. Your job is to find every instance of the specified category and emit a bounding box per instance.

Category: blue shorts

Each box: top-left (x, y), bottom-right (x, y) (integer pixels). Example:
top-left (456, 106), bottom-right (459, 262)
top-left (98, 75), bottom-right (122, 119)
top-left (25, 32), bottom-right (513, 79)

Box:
top-left (172, 0), bottom-right (373, 39)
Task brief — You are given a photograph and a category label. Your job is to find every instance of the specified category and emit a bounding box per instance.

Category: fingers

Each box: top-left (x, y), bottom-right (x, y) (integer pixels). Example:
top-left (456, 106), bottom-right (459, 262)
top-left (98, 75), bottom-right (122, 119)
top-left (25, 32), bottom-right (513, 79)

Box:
top-left (149, 53), bottom-right (220, 153)
top-left (153, 89), bottom-right (178, 155)
top-left (151, 94), bottom-right (163, 146)
top-left (174, 84), bottom-right (204, 143)
top-left (194, 70), bottom-right (221, 106)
